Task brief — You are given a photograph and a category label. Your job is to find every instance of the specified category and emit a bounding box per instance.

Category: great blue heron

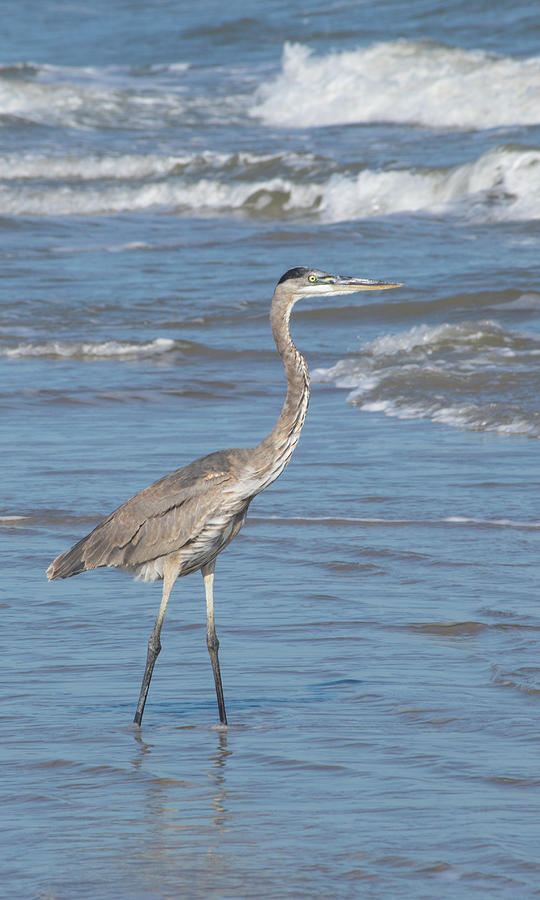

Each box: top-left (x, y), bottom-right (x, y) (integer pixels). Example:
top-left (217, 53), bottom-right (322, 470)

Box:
top-left (47, 267), bottom-right (401, 726)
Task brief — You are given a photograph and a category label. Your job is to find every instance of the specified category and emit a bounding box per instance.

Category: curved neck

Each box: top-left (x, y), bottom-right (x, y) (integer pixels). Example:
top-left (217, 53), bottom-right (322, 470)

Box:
top-left (252, 286), bottom-right (310, 488)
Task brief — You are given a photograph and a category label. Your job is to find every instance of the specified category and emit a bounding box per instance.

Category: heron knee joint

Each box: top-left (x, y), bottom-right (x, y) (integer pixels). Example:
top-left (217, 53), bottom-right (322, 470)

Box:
top-left (207, 631), bottom-right (219, 653)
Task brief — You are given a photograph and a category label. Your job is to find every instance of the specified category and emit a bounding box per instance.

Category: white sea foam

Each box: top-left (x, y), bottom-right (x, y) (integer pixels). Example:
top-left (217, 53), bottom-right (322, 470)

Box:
top-left (0, 150), bottom-right (310, 181)
top-left (444, 517), bottom-right (540, 529)
top-left (0, 60), bottom-right (213, 134)
top-left (0, 59), bottom-right (257, 133)
top-left (318, 147), bottom-right (540, 222)
top-left (0, 153), bottom-right (195, 181)
top-left (0, 76), bottom-right (186, 130)
top-left (0, 60), bottom-right (189, 83)
top-left (1, 145), bottom-right (538, 222)
top-left (359, 397), bottom-right (538, 436)
top-left (3, 337), bottom-right (176, 359)
top-left (365, 320), bottom-right (509, 356)
top-left (254, 513), bottom-right (540, 529)
top-left (251, 40), bottom-right (540, 130)
top-left (0, 175), bottom-right (321, 216)
top-left (313, 320), bottom-right (540, 438)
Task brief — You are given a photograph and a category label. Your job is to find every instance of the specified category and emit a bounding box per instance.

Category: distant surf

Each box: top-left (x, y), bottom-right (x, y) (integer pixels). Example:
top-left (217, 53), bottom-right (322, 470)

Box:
top-left (251, 40), bottom-right (540, 130)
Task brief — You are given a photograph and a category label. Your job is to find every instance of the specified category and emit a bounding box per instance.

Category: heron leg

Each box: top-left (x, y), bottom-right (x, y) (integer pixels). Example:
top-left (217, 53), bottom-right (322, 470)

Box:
top-left (133, 569), bottom-right (175, 726)
top-left (202, 560), bottom-right (227, 725)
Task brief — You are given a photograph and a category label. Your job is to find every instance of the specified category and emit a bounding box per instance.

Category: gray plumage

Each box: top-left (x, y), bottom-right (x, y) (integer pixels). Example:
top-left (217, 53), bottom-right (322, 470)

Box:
top-left (49, 449), bottom-right (252, 580)
top-left (47, 266), bottom-right (401, 726)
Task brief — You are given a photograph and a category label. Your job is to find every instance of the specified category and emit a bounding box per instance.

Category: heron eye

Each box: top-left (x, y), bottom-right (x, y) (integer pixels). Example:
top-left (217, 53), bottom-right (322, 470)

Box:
top-left (308, 273), bottom-right (318, 283)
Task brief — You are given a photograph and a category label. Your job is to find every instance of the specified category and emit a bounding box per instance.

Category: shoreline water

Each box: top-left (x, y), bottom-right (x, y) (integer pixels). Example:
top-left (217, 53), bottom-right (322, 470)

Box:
top-left (2, 2), bottom-right (540, 897)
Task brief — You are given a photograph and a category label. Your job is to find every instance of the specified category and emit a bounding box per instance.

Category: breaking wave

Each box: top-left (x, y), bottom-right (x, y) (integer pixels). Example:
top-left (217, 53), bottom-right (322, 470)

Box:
top-left (2, 337), bottom-right (178, 359)
top-left (312, 320), bottom-right (540, 438)
top-left (317, 146), bottom-right (540, 222)
top-left (0, 145), bottom-right (539, 221)
top-left (0, 175), bottom-right (317, 217)
top-left (4, 43), bottom-right (540, 134)
top-left (0, 60), bottom-right (217, 131)
top-left (251, 40), bottom-right (540, 130)
top-left (0, 149), bottom-right (313, 181)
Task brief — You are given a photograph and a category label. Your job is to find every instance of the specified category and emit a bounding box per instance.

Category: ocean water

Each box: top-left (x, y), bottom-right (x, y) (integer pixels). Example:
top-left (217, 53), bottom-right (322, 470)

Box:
top-left (2, 2), bottom-right (540, 897)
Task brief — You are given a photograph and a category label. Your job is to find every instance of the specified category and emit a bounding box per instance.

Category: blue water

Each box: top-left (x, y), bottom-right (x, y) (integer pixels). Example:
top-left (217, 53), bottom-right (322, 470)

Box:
top-left (2, 2), bottom-right (540, 898)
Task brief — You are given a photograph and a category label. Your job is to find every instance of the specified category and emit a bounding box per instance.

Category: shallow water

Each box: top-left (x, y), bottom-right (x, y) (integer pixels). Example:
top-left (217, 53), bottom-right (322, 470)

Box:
top-left (2, 2), bottom-right (540, 898)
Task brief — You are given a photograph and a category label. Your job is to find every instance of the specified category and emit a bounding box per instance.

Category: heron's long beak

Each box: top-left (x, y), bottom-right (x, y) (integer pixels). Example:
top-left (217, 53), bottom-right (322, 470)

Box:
top-left (331, 275), bottom-right (403, 292)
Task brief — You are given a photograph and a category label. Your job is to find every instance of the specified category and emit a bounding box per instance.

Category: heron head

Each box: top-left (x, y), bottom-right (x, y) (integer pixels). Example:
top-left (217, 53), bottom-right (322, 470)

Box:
top-left (277, 266), bottom-right (402, 298)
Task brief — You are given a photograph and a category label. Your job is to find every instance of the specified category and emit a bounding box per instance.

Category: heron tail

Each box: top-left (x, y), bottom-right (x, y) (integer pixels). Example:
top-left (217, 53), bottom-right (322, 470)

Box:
top-left (46, 541), bottom-right (87, 580)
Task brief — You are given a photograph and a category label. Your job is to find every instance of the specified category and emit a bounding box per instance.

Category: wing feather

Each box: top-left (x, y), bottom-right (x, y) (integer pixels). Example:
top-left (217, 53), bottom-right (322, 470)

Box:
top-left (47, 450), bottom-right (247, 580)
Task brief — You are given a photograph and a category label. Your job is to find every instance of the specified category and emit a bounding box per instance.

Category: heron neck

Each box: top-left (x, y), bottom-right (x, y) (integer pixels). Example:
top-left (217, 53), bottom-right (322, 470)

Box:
top-left (253, 295), bottom-right (310, 487)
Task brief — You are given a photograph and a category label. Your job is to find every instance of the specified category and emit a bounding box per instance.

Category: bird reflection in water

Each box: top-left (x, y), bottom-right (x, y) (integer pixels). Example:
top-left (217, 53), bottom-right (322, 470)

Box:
top-left (131, 728), bottom-right (232, 842)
